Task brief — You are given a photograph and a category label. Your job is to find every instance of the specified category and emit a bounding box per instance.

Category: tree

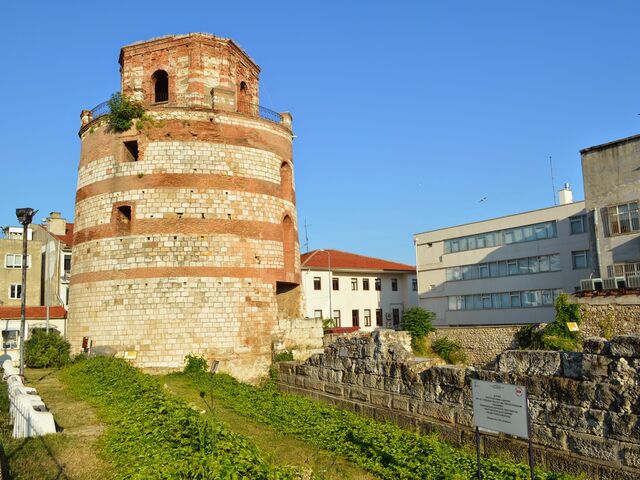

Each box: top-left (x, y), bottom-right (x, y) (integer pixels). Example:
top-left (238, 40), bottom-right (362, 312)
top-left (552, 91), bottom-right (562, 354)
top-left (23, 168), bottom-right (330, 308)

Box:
top-left (400, 307), bottom-right (435, 351)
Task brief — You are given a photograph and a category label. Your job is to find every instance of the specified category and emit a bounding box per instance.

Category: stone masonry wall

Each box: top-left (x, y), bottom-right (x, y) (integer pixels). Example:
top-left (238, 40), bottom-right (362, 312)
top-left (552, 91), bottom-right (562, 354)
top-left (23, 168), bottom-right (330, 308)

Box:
top-left (279, 331), bottom-right (640, 479)
top-left (428, 326), bottom-right (520, 366)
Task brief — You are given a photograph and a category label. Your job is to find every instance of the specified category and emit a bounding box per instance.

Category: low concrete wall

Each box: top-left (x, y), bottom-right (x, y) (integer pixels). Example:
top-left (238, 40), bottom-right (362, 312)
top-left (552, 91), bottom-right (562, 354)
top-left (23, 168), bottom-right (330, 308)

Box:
top-left (278, 331), bottom-right (640, 480)
top-left (574, 296), bottom-right (640, 338)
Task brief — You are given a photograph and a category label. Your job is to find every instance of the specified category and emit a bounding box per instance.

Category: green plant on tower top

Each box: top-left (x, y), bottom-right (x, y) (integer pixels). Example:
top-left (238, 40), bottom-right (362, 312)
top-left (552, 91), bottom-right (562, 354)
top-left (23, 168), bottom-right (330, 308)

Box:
top-left (107, 92), bottom-right (145, 132)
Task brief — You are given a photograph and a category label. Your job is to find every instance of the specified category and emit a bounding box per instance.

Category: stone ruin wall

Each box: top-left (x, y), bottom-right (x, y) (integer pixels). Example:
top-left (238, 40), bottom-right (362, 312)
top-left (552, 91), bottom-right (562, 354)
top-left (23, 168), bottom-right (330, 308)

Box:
top-left (279, 330), bottom-right (640, 480)
top-left (426, 299), bottom-right (640, 367)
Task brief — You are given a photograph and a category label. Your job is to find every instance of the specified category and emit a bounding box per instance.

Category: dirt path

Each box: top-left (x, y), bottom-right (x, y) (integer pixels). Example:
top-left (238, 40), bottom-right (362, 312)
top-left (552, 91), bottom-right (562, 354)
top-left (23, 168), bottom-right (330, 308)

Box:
top-left (161, 374), bottom-right (377, 480)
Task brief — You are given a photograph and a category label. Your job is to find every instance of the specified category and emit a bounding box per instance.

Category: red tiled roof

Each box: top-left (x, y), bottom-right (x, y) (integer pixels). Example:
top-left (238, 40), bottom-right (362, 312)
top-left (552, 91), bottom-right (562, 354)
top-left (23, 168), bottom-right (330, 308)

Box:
top-left (301, 249), bottom-right (415, 272)
top-left (52, 223), bottom-right (74, 247)
top-left (0, 306), bottom-right (67, 320)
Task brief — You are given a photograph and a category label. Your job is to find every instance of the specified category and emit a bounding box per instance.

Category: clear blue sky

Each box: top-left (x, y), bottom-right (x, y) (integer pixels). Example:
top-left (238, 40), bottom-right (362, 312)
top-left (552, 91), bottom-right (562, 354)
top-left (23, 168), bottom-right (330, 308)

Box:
top-left (1, 1), bottom-right (638, 264)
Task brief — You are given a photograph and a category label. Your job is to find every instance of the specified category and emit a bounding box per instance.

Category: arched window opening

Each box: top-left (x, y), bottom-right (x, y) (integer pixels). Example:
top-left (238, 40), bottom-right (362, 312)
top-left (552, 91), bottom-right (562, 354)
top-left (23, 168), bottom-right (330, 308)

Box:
top-left (282, 215), bottom-right (295, 283)
top-left (237, 81), bottom-right (250, 114)
top-left (280, 162), bottom-right (293, 201)
top-left (152, 70), bottom-right (169, 103)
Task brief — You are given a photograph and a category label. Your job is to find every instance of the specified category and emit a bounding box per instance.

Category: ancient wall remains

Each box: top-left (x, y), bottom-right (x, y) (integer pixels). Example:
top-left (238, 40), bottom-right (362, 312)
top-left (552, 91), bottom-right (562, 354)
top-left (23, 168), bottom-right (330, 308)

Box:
top-left (68, 33), bottom-right (306, 383)
top-left (279, 331), bottom-right (640, 479)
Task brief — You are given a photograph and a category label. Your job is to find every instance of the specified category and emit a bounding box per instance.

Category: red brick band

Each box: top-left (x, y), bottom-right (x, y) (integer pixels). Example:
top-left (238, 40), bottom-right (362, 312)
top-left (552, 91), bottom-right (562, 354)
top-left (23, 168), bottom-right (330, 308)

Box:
top-left (70, 266), bottom-right (300, 286)
top-left (73, 218), bottom-right (295, 246)
top-left (76, 172), bottom-right (284, 203)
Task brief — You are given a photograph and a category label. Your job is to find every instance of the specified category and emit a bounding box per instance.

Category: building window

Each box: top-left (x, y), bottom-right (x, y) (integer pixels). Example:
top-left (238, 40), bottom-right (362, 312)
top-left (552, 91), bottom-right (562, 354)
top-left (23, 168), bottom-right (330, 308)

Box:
top-left (607, 202), bottom-right (640, 235)
top-left (392, 308), bottom-right (400, 327)
top-left (375, 278), bottom-right (381, 291)
top-left (2, 330), bottom-right (18, 349)
top-left (570, 215), bottom-right (586, 234)
top-left (313, 277), bottom-right (321, 290)
top-left (123, 141), bottom-right (139, 162)
top-left (443, 221), bottom-right (557, 254)
top-left (391, 279), bottom-right (398, 291)
top-left (364, 309), bottom-right (372, 327)
top-left (152, 70), bottom-right (169, 103)
top-left (572, 250), bottom-right (589, 269)
top-left (332, 277), bottom-right (339, 291)
top-left (412, 279), bottom-right (418, 291)
top-left (376, 309), bottom-right (383, 326)
top-left (114, 204), bottom-right (133, 232)
top-left (363, 278), bottom-right (370, 290)
top-left (351, 278), bottom-right (358, 291)
top-left (446, 254), bottom-right (561, 281)
top-left (313, 309), bottom-right (323, 319)
top-left (332, 310), bottom-right (341, 327)
top-left (5, 254), bottom-right (30, 269)
top-left (352, 309), bottom-right (359, 327)
top-left (9, 284), bottom-right (22, 299)
top-left (63, 254), bottom-right (72, 276)
top-left (448, 288), bottom-right (563, 310)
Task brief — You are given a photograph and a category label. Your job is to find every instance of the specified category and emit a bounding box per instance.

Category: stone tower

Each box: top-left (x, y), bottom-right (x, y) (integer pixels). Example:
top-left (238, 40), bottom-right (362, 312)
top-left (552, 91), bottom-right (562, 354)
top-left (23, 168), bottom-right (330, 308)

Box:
top-left (69, 33), bottom-right (301, 381)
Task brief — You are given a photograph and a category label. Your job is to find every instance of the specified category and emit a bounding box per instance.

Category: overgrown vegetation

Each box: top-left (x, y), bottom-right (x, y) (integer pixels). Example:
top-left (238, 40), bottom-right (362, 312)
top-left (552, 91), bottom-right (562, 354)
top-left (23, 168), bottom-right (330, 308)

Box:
top-left (431, 337), bottom-right (466, 364)
top-left (274, 351), bottom-right (294, 362)
top-left (183, 354), bottom-right (208, 374)
top-left (400, 307), bottom-right (435, 354)
top-left (25, 330), bottom-right (71, 368)
top-left (60, 357), bottom-right (309, 479)
top-left (107, 93), bottom-right (145, 132)
top-left (179, 370), bottom-right (577, 480)
top-left (516, 293), bottom-right (583, 351)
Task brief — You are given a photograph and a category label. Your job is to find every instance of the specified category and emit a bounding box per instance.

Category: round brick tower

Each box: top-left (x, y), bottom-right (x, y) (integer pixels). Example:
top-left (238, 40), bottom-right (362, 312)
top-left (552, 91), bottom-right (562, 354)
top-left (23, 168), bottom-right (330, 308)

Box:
top-left (68, 33), bottom-right (301, 381)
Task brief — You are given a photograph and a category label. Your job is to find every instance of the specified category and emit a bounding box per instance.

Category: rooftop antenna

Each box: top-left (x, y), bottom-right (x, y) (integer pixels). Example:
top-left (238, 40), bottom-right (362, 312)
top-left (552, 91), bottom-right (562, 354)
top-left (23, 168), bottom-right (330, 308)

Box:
top-left (549, 156), bottom-right (557, 205)
top-left (303, 218), bottom-right (311, 253)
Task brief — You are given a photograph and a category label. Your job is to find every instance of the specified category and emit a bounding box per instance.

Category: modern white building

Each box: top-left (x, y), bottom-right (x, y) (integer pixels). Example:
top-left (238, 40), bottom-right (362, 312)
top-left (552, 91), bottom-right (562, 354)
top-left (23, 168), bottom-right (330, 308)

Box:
top-left (414, 188), bottom-right (594, 326)
top-left (301, 249), bottom-right (418, 330)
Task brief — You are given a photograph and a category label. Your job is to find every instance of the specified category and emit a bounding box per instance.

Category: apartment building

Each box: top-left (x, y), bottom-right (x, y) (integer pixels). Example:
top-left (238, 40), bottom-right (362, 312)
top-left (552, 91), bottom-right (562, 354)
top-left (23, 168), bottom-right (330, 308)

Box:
top-left (581, 134), bottom-right (640, 282)
top-left (301, 249), bottom-right (418, 330)
top-left (414, 189), bottom-right (593, 326)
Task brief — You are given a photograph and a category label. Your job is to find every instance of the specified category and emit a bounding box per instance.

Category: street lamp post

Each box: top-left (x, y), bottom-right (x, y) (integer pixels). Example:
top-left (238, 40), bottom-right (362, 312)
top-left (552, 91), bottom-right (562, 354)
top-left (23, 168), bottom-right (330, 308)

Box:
top-left (16, 208), bottom-right (37, 376)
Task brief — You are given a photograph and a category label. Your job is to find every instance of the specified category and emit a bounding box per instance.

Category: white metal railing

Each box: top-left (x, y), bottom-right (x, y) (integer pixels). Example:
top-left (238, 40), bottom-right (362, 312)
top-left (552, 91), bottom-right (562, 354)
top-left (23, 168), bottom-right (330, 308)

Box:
top-left (2, 359), bottom-right (56, 438)
top-left (608, 262), bottom-right (640, 278)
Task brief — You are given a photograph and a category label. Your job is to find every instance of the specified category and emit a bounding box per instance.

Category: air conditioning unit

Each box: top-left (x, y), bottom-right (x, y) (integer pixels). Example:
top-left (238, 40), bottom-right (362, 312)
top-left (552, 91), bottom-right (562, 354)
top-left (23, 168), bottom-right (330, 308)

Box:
top-left (603, 278), bottom-right (617, 290)
top-left (615, 276), bottom-right (627, 289)
top-left (593, 278), bottom-right (604, 290)
top-left (580, 279), bottom-right (594, 291)
top-left (628, 276), bottom-right (640, 288)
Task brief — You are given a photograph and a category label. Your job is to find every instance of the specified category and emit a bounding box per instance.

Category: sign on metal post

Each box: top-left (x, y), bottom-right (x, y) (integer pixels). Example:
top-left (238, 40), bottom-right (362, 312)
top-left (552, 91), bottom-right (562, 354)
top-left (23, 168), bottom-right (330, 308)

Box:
top-left (472, 379), bottom-right (534, 480)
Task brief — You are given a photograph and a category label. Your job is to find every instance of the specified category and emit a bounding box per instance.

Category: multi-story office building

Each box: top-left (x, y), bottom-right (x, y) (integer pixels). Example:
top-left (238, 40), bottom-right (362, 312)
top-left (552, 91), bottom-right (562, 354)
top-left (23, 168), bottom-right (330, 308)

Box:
top-left (414, 189), bottom-right (593, 326)
top-left (581, 134), bottom-right (640, 281)
top-left (301, 249), bottom-right (418, 330)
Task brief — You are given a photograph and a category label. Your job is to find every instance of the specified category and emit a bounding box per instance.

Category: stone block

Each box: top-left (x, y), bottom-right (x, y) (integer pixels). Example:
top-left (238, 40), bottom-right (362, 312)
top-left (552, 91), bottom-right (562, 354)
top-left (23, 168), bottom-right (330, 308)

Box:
top-left (561, 352), bottom-right (584, 379)
top-left (415, 401), bottom-right (456, 423)
top-left (370, 391), bottom-right (391, 408)
top-left (348, 387), bottom-right (370, 402)
top-left (566, 432), bottom-right (620, 462)
top-left (583, 336), bottom-right (611, 355)
top-left (531, 425), bottom-right (566, 450)
top-left (580, 353), bottom-right (614, 380)
top-left (607, 412), bottom-right (640, 441)
top-left (599, 465), bottom-right (639, 480)
top-left (497, 350), bottom-right (562, 376)
top-left (391, 397), bottom-right (410, 412)
top-left (610, 335), bottom-right (640, 358)
top-left (324, 383), bottom-right (343, 396)
top-left (621, 442), bottom-right (640, 469)
top-left (541, 450), bottom-right (599, 479)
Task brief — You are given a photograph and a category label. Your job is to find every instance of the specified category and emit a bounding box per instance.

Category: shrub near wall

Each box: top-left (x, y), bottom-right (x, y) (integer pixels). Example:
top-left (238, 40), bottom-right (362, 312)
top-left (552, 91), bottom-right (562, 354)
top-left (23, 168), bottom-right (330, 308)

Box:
top-left (60, 357), bottom-right (307, 480)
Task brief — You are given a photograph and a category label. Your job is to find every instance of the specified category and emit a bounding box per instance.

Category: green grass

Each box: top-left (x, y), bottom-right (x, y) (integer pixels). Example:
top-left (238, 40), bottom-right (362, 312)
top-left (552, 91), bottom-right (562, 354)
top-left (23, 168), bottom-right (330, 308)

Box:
top-left (0, 368), bottom-right (113, 480)
top-left (178, 370), bottom-right (584, 480)
top-left (161, 373), bottom-right (376, 480)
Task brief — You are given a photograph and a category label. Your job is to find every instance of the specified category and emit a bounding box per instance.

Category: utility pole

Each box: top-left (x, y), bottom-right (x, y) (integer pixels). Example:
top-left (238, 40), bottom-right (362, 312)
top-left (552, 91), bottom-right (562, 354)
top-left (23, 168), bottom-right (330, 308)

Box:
top-left (16, 208), bottom-right (37, 376)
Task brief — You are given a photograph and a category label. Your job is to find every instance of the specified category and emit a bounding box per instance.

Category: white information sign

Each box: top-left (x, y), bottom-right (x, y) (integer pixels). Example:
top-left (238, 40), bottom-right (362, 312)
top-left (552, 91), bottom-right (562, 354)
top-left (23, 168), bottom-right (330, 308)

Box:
top-left (472, 379), bottom-right (529, 439)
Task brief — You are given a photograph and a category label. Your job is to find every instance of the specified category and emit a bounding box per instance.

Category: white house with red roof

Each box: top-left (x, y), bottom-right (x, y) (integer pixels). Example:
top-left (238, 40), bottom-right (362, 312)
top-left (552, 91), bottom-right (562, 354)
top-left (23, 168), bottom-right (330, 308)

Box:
top-left (300, 249), bottom-right (418, 330)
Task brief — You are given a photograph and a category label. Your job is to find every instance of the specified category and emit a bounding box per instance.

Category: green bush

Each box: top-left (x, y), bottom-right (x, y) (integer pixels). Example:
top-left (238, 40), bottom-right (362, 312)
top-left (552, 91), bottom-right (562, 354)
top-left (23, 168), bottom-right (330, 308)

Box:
top-left (24, 330), bottom-right (71, 368)
top-left (60, 357), bottom-right (305, 479)
top-left (274, 351), bottom-right (294, 362)
top-left (517, 294), bottom-right (582, 352)
top-left (431, 337), bottom-right (466, 364)
top-left (107, 93), bottom-right (145, 132)
top-left (183, 354), bottom-right (208, 374)
top-left (400, 307), bottom-right (435, 350)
